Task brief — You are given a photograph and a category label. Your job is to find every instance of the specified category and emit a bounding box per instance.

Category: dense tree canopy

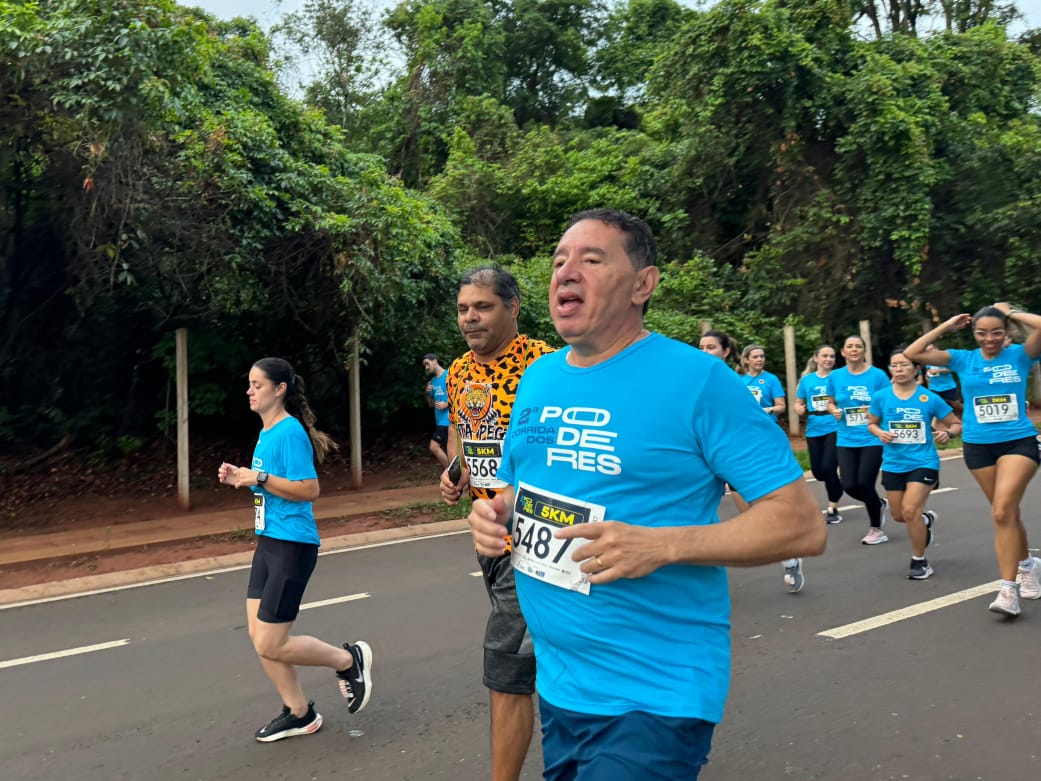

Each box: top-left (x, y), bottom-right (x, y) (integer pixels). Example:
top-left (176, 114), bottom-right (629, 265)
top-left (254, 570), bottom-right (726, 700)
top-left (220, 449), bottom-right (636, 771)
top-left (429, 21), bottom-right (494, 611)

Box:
top-left (2, 0), bottom-right (1040, 458)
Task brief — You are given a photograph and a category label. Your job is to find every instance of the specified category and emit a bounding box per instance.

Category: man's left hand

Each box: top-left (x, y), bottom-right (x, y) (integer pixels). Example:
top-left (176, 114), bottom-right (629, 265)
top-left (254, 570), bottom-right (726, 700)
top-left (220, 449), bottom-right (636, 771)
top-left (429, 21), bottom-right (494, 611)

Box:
top-left (556, 521), bottom-right (671, 584)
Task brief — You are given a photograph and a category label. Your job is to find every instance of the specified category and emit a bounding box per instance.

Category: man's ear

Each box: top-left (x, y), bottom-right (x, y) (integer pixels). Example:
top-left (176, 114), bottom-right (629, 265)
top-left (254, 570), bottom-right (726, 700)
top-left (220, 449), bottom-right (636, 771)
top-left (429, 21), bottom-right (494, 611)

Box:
top-left (633, 265), bottom-right (660, 306)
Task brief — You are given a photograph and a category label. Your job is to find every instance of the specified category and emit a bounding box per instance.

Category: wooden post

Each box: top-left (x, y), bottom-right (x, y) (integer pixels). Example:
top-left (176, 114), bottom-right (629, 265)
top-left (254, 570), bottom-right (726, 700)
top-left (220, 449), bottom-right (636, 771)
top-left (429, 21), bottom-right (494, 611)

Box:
top-left (176, 327), bottom-right (190, 511)
top-left (1032, 364), bottom-right (1041, 407)
top-left (859, 320), bottom-right (873, 366)
top-left (700, 320), bottom-right (712, 335)
top-left (349, 327), bottom-right (363, 489)
top-left (783, 325), bottom-right (799, 436)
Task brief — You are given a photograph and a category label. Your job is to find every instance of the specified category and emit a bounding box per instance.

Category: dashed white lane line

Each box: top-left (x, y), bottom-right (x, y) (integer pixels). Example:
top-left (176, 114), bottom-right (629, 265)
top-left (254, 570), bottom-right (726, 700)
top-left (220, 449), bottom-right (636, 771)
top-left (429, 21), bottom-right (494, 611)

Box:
top-left (0, 639), bottom-right (130, 670)
top-left (836, 487), bottom-right (958, 514)
top-left (300, 593), bottom-right (370, 611)
top-left (818, 582), bottom-right (1000, 639)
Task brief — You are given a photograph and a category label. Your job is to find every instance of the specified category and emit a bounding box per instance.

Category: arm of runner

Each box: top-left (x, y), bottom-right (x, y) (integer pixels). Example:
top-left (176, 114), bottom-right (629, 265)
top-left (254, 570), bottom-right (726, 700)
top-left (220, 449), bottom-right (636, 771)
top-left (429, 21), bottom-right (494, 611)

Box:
top-left (826, 397), bottom-right (842, 420)
top-left (770, 396), bottom-right (786, 416)
top-left (932, 412), bottom-right (962, 444)
top-left (996, 303), bottom-right (1041, 359)
top-left (218, 463), bottom-right (319, 501)
top-left (440, 429), bottom-right (470, 505)
top-left (867, 414), bottom-right (895, 444)
top-left (905, 314), bottom-right (970, 365)
top-left (557, 477), bottom-right (824, 584)
top-left (468, 489), bottom-right (514, 557)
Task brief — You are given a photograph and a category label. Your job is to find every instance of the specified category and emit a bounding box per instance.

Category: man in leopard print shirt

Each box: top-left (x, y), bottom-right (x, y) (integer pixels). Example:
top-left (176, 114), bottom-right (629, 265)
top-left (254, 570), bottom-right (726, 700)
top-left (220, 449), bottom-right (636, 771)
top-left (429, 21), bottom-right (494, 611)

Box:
top-left (440, 265), bottom-right (554, 781)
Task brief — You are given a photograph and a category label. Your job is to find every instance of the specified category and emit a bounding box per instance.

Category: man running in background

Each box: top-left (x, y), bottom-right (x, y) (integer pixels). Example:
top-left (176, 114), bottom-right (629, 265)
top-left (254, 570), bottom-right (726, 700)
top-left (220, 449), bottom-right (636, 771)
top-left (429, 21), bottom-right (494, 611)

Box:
top-left (423, 353), bottom-right (450, 469)
top-left (439, 266), bottom-right (555, 781)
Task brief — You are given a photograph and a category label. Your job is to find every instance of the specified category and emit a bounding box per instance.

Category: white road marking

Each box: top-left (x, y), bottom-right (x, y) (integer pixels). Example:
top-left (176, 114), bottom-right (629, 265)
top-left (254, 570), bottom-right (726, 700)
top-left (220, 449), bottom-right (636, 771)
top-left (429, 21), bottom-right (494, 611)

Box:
top-left (470, 571), bottom-right (482, 577)
top-left (835, 487), bottom-right (957, 515)
top-left (0, 639), bottom-right (130, 670)
top-left (0, 530), bottom-right (471, 611)
top-left (299, 593), bottom-right (370, 611)
top-left (818, 582), bottom-right (1000, 639)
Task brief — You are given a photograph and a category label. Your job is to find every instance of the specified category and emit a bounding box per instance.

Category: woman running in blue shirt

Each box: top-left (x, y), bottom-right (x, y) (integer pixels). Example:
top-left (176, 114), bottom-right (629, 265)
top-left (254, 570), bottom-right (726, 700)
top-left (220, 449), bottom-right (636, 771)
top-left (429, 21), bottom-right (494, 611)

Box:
top-left (702, 332), bottom-right (805, 593)
top-left (739, 344), bottom-right (786, 421)
top-left (868, 347), bottom-right (961, 580)
top-left (218, 357), bottom-right (373, 741)
top-left (794, 345), bottom-right (844, 524)
top-left (906, 305), bottom-right (1041, 616)
top-left (826, 335), bottom-right (891, 545)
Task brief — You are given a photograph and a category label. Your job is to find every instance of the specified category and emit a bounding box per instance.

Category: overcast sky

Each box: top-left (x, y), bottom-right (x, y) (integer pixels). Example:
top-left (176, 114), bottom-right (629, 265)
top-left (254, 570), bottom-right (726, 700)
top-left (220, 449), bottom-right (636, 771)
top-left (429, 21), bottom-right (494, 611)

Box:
top-left (190, 0), bottom-right (1041, 31)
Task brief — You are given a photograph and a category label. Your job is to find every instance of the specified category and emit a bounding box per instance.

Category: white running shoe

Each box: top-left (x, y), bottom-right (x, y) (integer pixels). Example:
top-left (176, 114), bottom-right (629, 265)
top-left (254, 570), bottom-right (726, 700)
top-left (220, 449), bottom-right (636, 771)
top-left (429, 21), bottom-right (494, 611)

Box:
top-left (923, 510), bottom-right (937, 548)
top-left (1018, 558), bottom-right (1041, 599)
top-left (989, 584), bottom-right (1021, 616)
top-left (783, 559), bottom-right (805, 593)
top-left (861, 527), bottom-right (888, 545)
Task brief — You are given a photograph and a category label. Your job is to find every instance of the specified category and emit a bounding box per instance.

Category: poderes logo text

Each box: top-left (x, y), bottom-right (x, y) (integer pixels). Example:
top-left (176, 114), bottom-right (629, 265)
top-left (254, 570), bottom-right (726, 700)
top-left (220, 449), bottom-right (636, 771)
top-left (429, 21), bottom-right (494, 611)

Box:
top-left (540, 406), bottom-right (621, 475)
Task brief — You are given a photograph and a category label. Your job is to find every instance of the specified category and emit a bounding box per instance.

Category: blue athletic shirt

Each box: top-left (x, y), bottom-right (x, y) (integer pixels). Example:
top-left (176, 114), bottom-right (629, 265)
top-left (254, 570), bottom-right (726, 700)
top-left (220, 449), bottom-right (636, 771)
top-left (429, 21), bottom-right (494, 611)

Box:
top-left (869, 385), bottom-right (951, 473)
top-left (497, 333), bottom-right (804, 723)
top-left (796, 373), bottom-right (838, 438)
top-left (826, 366), bottom-right (889, 448)
top-left (251, 416), bottom-right (319, 545)
top-left (947, 344), bottom-right (1039, 444)
top-left (742, 370), bottom-right (785, 418)
top-left (926, 365), bottom-right (957, 393)
top-left (430, 372), bottom-right (449, 427)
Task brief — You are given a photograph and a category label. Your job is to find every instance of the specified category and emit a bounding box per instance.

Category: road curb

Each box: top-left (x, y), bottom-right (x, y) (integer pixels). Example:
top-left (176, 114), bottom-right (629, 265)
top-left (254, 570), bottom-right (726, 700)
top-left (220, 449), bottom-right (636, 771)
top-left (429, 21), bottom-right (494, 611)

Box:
top-left (0, 519), bottom-right (470, 608)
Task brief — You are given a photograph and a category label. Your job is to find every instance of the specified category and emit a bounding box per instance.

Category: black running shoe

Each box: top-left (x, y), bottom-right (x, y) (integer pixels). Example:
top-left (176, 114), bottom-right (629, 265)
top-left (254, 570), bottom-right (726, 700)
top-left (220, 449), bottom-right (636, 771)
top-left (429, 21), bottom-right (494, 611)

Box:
top-left (337, 641), bottom-right (373, 714)
top-left (825, 508), bottom-right (843, 525)
top-left (908, 558), bottom-right (933, 580)
top-left (255, 702), bottom-right (323, 742)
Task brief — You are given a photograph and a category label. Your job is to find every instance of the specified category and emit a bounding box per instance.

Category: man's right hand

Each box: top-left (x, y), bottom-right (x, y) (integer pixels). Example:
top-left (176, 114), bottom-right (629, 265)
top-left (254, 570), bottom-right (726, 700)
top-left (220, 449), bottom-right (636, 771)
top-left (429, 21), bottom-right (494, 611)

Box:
top-left (468, 495), bottom-right (510, 557)
top-left (440, 464), bottom-right (469, 505)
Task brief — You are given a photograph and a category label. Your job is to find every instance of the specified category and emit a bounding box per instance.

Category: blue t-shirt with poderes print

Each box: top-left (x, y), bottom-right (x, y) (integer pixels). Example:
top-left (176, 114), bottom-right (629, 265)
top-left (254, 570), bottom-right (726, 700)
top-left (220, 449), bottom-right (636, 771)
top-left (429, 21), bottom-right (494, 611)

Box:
top-left (498, 333), bottom-right (804, 723)
top-left (947, 344), bottom-right (1039, 444)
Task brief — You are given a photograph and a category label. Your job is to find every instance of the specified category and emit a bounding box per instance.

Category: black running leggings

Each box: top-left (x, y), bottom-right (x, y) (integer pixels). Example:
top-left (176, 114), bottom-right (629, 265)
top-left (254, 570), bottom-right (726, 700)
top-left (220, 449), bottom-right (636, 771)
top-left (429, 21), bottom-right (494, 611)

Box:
top-left (836, 445), bottom-right (883, 526)
top-left (806, 432), bottom-right (843, 504)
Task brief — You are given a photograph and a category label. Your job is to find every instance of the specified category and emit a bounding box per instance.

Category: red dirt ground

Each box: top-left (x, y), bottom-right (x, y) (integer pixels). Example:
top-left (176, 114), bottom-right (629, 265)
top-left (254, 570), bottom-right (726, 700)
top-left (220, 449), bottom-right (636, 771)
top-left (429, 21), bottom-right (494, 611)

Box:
top-left (0, 441), bottom-right (445, 591)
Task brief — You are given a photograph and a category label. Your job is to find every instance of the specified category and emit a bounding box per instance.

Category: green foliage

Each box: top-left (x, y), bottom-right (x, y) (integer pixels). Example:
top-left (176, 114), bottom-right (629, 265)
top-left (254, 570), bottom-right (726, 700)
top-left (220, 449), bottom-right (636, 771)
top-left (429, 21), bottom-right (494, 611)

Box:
top-left (4, 0), bottom-right (1041, 454)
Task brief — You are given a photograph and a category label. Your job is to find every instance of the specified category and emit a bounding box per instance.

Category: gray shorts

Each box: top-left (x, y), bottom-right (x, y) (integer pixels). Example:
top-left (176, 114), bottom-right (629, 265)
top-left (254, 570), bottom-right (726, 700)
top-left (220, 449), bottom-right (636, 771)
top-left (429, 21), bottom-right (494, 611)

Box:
top-left (477, 552), bottom-right (536, 695)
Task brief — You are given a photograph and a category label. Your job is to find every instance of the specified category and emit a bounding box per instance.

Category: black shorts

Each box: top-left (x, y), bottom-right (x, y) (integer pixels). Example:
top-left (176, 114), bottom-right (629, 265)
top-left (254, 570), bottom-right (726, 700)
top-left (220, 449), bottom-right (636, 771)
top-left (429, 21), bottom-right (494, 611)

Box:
top-left (247, 535), bottom-right (318, 623)
top-left (881, 468), bottom-right (939, 492)
top-left (963, 436), bottom-right (1041, 470)
top-left (431, 425), bottom-right (449, 449)
top-left (934, 386), bottom-right (962, 404)
top-left (477, 552), bottom-right (536, 695)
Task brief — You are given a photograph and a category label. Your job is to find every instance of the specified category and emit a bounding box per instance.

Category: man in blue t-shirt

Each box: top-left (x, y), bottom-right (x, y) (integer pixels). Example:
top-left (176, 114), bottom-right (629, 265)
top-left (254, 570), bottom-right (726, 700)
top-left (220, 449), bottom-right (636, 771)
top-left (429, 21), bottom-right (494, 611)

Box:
top-left (423, 353), bottom-right (450, 469)
top-left (466, 209), bottom-right (825, 780)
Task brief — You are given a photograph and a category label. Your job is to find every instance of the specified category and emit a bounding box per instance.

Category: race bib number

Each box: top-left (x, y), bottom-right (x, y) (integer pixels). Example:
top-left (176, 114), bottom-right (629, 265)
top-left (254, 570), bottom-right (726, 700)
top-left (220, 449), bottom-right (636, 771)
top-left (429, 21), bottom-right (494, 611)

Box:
top-left (253, 494), bottom-right (265, 532)
top-left (810, 394), bottom-right (829, 412)
top-left (512, 482), bottom-right (605, 595)
top-left (889, 421), bottom-right (926, 444)
top-left (748, 386), bottom-right (762, 403)
top-left (974, 394), bottom-right (1016, 424)
top-left (844, 406), bottom-right (869, 427)
top-left (462, 439), bottom-right (505, 489)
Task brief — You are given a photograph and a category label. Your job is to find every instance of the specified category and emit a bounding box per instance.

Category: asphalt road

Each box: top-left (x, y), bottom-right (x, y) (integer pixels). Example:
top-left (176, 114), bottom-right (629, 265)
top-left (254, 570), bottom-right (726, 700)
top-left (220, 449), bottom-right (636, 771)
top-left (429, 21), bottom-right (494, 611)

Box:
top-left (2, 455), bottom-right (1040, 781)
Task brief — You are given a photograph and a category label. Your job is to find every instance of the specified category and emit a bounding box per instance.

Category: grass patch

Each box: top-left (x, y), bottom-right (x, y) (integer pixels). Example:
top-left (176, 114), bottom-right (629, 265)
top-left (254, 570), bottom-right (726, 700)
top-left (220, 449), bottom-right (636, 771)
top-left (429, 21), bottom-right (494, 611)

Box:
top-left (793, 448), bottom-right (811, 472)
